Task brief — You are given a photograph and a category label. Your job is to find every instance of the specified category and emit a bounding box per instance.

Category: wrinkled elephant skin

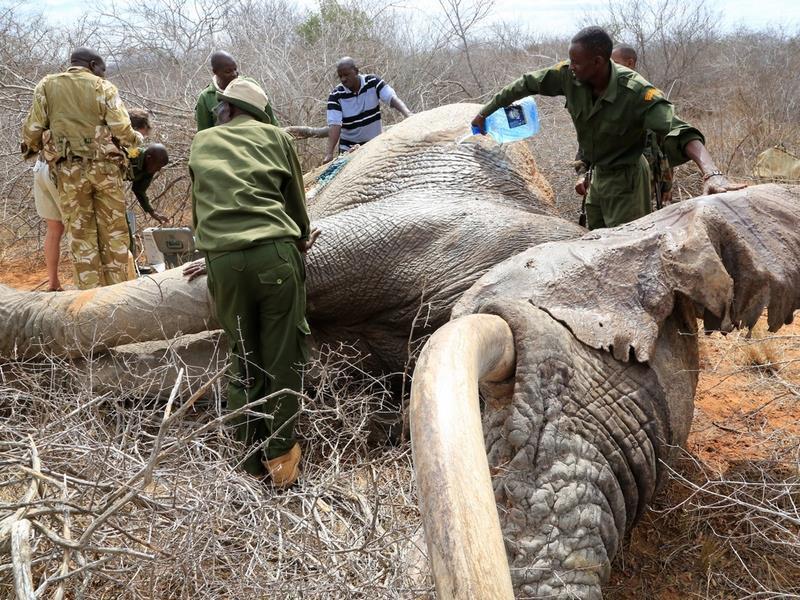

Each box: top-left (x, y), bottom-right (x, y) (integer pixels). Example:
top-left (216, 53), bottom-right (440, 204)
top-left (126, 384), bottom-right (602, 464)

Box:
top-left (412, 184), bottom-right (800, 598)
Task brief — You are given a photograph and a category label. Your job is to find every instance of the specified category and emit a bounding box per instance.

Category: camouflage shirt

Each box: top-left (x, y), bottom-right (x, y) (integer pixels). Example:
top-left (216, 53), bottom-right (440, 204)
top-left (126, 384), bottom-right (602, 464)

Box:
top-left (22, 66), bottom-right (141, 161)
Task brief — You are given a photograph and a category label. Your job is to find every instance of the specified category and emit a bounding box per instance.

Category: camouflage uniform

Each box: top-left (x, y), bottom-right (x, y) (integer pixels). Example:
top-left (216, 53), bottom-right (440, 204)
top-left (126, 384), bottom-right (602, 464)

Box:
top-left (22, 66), bottom-right (142, 289)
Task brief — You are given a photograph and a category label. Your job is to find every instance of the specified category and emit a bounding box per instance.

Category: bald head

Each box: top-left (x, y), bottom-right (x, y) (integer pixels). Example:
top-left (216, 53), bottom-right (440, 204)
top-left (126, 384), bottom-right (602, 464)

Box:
top-left (143, 143), bottom-right (169, 175)
top-left (70, 47), bottom-right (105, 77)
top-left (611, 44), bottom-right (637, 70)
top-left (210, 51), bottom-right (238, 89)
top-left (336, 56), bottom-right (360, 93)
top-left (336, 56), bottom-right (357, 70)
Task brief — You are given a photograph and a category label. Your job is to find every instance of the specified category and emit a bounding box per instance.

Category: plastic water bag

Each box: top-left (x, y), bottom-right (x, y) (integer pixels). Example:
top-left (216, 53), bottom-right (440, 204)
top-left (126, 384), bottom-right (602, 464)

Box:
top-left (472, 97), bottom-right (540, 144)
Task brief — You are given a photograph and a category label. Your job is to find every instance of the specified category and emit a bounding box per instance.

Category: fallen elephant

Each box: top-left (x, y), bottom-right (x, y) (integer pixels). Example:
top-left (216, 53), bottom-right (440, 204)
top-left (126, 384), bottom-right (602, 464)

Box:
top-left (0, 103), bottom-right (570, 373)
top-left (1, 103), bottom-right (798, 599)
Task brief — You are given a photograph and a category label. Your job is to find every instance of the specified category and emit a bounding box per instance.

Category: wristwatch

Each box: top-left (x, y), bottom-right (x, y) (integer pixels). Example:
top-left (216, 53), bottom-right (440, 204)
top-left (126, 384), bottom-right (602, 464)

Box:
top-left (702, 170), bottom-right (724, 181)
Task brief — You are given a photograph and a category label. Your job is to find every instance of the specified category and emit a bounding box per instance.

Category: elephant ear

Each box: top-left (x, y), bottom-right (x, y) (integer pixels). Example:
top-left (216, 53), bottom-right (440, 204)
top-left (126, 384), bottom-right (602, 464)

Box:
top-left (455, 184), bottom-right (800, 362)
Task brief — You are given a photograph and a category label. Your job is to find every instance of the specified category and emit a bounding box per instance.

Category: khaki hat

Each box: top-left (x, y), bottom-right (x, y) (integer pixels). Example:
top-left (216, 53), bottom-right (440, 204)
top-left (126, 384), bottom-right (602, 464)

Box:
top-left (217, 78), bottom-right (270, 123)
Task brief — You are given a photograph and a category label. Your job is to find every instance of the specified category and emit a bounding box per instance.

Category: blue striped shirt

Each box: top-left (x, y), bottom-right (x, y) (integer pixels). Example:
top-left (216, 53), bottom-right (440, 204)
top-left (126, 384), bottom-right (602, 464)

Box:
top-left (326, 74), bottom-right (396, 149)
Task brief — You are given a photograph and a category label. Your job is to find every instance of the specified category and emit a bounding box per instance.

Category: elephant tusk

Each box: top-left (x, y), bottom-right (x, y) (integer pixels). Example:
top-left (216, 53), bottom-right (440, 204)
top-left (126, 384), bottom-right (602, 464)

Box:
top-left (411, 314), bottom-right (516, 600)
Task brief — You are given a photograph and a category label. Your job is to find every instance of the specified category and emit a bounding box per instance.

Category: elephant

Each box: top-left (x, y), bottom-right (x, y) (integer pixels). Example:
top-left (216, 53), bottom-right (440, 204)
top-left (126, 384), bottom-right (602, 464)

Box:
top-left (0, 104), bottom-right (575, 371)
top-left (1, 103), bottom-right (798, 598)
top-left (411, 183), bottom-right (800, 598)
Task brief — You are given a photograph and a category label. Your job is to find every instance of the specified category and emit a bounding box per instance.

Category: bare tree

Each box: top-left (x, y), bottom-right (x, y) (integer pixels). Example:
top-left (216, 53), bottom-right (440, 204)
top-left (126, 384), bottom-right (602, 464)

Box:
top-left (436, 0), bottom-right (495, 96)
top-left (593, 0), bottom-right (719, 97)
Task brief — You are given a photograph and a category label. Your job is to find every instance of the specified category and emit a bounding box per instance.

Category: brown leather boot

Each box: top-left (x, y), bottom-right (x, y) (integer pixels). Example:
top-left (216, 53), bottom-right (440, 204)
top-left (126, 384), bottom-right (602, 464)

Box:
top-left (263, 443), bottom-right (301, 488)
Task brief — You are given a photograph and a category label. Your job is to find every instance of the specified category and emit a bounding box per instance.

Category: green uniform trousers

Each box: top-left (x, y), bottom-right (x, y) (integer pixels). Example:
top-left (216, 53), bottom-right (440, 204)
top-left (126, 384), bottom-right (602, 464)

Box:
top-left (54, 158), bottom-right (132, 289)
top-left (585, 155), bottom-right (651, 230)
top-left (205, 239), bottom-right (310, 475)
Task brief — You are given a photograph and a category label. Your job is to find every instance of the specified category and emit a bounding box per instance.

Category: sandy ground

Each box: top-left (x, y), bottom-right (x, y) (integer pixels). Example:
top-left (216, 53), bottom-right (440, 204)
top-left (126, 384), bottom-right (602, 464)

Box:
top-left (1, 260), bottom-right (797, 598)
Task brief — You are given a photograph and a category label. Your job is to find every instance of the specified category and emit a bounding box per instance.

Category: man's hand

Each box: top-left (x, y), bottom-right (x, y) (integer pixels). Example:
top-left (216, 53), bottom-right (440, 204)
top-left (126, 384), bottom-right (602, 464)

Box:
top-left (322, 153), bottom-right (333, 164)
top-left (575, 176), bottom-right (587, 197)
top-left (149, 210), bottom-right (169, 225)
top-left (703, 174), bottom-right (747, 195)
top-left (183, 258), bottom-right (207, 282)
top-left (471, 114), bottom-right (487, 134)
top-left (296, 227), bottom-right (321, 254)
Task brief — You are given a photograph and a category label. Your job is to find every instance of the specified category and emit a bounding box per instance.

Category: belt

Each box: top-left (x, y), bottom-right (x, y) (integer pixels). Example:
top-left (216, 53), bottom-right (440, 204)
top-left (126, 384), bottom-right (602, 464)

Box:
top-left (592, 162), bottom-right (639, 174)
top-left (203, 237), bottom-right (297, 260)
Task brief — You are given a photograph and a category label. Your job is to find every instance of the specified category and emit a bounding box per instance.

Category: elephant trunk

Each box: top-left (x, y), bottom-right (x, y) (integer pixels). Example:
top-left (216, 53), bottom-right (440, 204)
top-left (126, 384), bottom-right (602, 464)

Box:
top-left (410, 314), bottom-right (516, 599)
top-left (412, 302), bottom-right (677, 599)
top-left (0, 271), bottom-right (214, 358)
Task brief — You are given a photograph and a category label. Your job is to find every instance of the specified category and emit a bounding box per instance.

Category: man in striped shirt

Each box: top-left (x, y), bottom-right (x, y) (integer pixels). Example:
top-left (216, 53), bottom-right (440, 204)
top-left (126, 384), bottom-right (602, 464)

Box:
top-left (324, 57), bottom-right (412, 163)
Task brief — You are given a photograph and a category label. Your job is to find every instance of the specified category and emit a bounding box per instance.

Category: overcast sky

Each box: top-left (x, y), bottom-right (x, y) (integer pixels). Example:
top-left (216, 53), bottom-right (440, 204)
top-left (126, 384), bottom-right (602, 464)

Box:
top-left (29, 0), bottom-right (800, 35)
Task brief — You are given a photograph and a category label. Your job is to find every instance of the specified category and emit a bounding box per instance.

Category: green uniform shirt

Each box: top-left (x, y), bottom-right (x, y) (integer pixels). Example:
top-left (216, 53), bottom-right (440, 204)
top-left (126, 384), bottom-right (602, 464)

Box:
top-left (188, 114), bottom-right (310, 253)
top-left (480, 61), bottom-right (704, 170)
top-left (195, 76), bottom-right (280, 131)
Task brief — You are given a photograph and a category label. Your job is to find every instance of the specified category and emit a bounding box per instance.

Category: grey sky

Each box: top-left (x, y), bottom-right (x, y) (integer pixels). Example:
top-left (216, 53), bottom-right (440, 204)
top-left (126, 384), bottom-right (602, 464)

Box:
top-left (31, 0), bottom-right (800, 34)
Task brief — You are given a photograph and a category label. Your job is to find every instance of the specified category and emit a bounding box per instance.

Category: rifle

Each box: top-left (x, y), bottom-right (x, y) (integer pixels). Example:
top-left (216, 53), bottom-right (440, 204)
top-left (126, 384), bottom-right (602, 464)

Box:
top-left (578, 168), bottom-right (591, 227)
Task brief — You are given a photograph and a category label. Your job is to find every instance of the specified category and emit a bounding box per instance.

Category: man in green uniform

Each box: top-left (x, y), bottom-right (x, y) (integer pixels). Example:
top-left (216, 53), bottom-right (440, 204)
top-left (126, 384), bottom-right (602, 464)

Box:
top-left (195, 51), bottom-right (279, 131)
top-left (575, 44), bottom-right (674, 212)
top-left (124, 144), bottom-right (169, 265)
top-left (127, 144), bottom-right (169, 225)
top-left (471, 27), bottom-right (744, 230)
top-left (184, 78), bottom-right (319, 487)
top-left (21, 47), bottom-right (143, 289)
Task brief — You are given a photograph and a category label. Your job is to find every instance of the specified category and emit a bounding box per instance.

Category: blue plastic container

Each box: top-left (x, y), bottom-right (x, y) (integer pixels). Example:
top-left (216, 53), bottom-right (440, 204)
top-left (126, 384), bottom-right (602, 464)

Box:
top-left (472, 97), bottom-right (540, 144)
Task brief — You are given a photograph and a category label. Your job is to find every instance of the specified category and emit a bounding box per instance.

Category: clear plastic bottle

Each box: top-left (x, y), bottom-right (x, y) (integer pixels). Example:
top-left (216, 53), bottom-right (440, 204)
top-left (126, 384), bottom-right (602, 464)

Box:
top-left (472, 97), bottom-right (540, 144)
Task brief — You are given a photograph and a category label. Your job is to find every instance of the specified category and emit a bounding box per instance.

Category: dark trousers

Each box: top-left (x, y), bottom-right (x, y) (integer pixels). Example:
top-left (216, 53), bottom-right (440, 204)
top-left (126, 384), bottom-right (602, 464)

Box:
top-left (205, 239), bottom-right (310, 475)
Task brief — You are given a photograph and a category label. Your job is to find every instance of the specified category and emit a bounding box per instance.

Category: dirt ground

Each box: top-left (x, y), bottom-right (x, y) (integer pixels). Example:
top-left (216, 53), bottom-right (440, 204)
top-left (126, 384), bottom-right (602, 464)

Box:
top-left (0, 254), bottom-right (73, 291)
top-left (606, 321), bottom-right (800, 599)
top-left (1, 260), bottom-right (798, 598)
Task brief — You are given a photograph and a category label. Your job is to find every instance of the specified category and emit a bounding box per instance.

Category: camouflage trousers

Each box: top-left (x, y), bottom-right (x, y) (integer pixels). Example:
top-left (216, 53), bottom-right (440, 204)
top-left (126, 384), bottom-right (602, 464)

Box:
top-left (54, 158), bottom-right (132, 289)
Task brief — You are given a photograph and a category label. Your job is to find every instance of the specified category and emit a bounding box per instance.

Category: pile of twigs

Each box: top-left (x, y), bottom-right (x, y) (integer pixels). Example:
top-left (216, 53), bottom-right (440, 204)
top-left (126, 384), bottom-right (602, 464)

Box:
top-left (0, 346), bottom-right (431, 599)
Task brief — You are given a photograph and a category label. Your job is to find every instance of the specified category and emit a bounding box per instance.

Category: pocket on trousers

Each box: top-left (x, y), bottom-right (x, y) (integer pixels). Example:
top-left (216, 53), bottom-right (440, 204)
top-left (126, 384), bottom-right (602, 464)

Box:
top-left (258, 262), bottom-right (294, 286)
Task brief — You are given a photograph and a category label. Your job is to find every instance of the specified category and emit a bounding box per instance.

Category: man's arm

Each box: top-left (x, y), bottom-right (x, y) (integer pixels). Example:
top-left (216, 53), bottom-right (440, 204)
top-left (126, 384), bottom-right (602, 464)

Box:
top-left (281, 135), bottom-right (311, 243)
top-left (376, 77), bottom-right (412, 118)
top-left (389, 95), bottom-right (412, 118)
top-left (195, 95), bottom-right (214, 131)
top-left (643, 93), bottom-right (744, 195)
top-left (101, 81), bottom-right (141, 150)
top-left (325, 93), bottom-right (343, 163)
top-left (131, 173), bottom-right (169, 223)
top-left (21, 80), bottom-right (49, 158)
top-left (684, 140), bottom-right (746, 194)
top-left (472, 63), bottom-right (568, 133)
top-left (325, 125), bottom-right (342, 163)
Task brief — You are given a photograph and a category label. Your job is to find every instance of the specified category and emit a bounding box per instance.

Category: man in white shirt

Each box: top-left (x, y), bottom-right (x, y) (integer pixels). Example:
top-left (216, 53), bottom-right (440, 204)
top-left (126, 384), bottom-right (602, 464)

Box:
top-left (324, 57), bottom-right (412, 162)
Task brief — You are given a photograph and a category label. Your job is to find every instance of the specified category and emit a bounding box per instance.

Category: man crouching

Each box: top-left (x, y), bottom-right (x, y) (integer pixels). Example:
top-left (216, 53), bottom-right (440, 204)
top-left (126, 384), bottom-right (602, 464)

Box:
top-left (184, 79), bottom-right (319, 486)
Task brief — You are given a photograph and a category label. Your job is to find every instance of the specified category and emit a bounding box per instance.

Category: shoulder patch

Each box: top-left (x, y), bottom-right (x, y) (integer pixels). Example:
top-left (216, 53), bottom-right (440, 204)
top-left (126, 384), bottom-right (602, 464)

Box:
top-left (644, 87), bottom-right (662, 101)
